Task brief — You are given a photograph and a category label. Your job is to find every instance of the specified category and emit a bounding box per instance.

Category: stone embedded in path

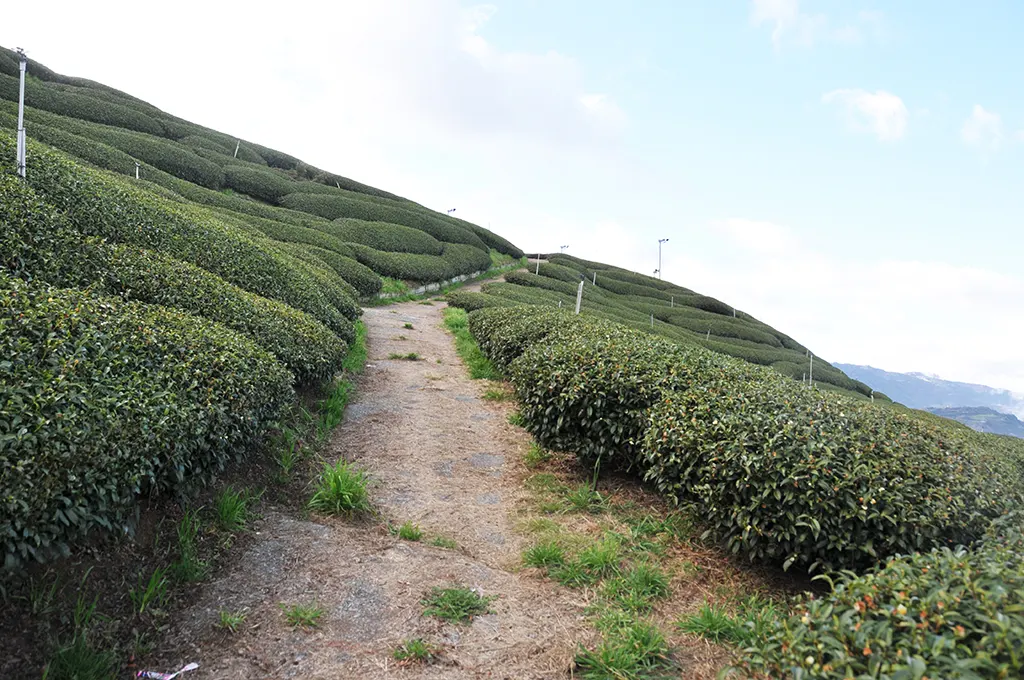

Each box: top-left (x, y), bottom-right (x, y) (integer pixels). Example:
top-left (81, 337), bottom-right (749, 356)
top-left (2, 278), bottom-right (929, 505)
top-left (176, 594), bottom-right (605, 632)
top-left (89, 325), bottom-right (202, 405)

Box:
top-left (331, 578), bottom-right (388, 643)
top-left (470, 413), bottom-right (493, 421)
top-left (469, 453), bottom-right (504, 468)
top-left (433, 460), bottom-right (455, 477)
top-left (455, 395), bottom-right (479, 403)
top-left (476, 492), bottom-right (501, 505)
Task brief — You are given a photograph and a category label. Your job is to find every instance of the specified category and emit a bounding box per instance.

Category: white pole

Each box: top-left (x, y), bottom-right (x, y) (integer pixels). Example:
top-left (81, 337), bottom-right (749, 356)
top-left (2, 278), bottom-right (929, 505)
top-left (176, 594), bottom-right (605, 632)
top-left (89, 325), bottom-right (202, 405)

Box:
top-left (558, 301), bottom-right (562, 309)
top-left (650, 314), bottom-right (654, 327)
top-left (593, 272), bottom-right (596, 285)
top-left (575, 280), bottom-right (584, 315)
top-left (671, 296), bottom-right (674, 308)
top-left (809, 354), bottom-right (814, 387)
top-left (536, 256), bottom-right (540, 275)
top-left (706, 329), bottom-right (710, 340)
top-left (233, 140), bottom-right (241, 158)
top-left (16, 49), bottom-right (28, 179)
top-left (135, 161), bottom-right (140, 180)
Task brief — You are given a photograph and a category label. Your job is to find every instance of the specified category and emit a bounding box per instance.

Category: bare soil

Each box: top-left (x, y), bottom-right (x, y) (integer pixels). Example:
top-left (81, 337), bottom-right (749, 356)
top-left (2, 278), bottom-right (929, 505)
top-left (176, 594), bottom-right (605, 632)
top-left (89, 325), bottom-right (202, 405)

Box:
top-left (143, 297), bottom-right (593, 679)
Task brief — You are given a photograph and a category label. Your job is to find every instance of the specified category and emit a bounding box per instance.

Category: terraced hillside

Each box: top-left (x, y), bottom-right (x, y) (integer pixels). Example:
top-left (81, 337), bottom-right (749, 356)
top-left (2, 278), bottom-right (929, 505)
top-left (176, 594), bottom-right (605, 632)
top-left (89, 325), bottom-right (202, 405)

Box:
top-left (0, 46), bottom-right (523, 567)
top-left (448, 254), bottom-right (880, 399)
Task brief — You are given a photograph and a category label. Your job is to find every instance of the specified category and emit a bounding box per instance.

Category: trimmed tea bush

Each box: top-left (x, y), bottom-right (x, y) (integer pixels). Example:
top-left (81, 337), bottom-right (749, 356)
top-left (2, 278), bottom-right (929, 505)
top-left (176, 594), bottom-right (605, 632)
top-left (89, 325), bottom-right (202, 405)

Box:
top-left (537, 262), bottom-right (585, 283)
top-left (3, 136), bottom-right (355, 336)
top-left (0, 72), bottom-right (163, 136)
top-left (99, 245), bottom-right (348, 384)
top-left (326, 218), bottom-right (444, 255)
top-left (273, 242), bottom-right (381, 297)
top-left (466, 222), bottom-right (525, 259)
top-left (0, 275), bottom-right (293, 566)
top-left (224, 165), bottom-right (297, 203)
top-left (468, 307), bottom-right (1023, 573)
top-left (280, 192), bottom-right (488, 249)
top-left (740, 514), bottom-right (1024, 678)
top-left (445, 290), bottom-right (516, 312)
top-left (348, 242), bottom-right (489, 283)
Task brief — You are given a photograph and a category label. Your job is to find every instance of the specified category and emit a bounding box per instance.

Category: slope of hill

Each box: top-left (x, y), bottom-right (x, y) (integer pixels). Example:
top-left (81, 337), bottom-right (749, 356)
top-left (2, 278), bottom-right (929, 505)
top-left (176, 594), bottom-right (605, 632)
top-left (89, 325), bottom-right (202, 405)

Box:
top-left (449, 254), bottom-right (879, 399)
top-left (926, 406), bottom-right (1024, 438)
top-left (836, 362), bottom-right (1024, 416)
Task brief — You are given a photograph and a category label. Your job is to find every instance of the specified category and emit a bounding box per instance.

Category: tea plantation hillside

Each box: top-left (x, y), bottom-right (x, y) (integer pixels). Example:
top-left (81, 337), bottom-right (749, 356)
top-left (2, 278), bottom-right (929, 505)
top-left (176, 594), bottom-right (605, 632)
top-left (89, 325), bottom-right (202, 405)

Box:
top-left (448, 253), bottom-right (880, 399)
top-left (0, 46), bottom-right (525, 568)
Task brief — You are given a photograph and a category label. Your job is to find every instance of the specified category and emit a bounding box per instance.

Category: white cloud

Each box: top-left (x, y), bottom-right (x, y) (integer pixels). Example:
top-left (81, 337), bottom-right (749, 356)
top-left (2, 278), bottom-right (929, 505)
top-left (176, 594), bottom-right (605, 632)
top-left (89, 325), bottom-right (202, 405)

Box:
top-left (961, 105), bottom-right (1005, 151)
top-left (750, 0), bottom-right (883, 48)
top-left (659, 221), bottom-right (1024, 394)
top-left (822, 89), bottom-right (908, 141)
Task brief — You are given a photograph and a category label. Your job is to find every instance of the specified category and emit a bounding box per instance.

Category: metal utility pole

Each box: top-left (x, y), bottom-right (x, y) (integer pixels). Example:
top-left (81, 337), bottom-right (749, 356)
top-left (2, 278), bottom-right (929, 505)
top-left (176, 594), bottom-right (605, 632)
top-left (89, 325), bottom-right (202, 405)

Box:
top-left (233, 140), bottom-right (241, 158)
top-left (16, 48), bottom-right (28, 179)
top-left (135, 161), bottom-right (141, 180)
top-left (575, 274), bottom-right (584, 314)
top-left (658, 238), bottom-right (669, 280)
top-left (809, 353), bottom-right (814, 387)
top-left (536, 254), bottom-right (541, 275)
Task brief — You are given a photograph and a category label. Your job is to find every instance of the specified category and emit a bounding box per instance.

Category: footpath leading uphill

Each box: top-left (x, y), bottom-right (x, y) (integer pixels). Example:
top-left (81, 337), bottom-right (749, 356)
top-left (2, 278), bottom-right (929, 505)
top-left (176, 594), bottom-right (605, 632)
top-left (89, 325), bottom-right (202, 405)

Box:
top-left (147, 293), bottom-right (589, 679)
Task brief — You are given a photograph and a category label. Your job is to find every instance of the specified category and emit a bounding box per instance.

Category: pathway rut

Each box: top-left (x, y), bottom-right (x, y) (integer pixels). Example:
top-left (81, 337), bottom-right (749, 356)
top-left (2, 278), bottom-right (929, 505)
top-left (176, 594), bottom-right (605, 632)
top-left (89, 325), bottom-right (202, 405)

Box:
top-left (154, 294), bottom-right (590, 679)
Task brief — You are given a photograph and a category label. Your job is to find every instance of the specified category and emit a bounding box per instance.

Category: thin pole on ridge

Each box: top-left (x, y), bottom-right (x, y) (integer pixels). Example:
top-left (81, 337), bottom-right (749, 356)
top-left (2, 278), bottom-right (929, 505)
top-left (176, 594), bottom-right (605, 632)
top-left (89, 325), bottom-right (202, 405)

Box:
top-left (658, 238), bottom-right (669, 280)
top-left (233, 140), bottom-right (241, 158)
top-left (16, 48), bottom-right (28, 178)
top-left (575, 276), bottom-right (584, 315)
top-left (809, 353), bottom-right (814, 387)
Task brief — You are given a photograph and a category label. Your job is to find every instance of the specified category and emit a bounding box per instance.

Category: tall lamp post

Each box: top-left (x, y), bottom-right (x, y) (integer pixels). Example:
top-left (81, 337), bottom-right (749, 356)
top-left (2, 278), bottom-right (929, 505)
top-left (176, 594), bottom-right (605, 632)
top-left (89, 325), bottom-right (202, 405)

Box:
top-left (447, 208), bottom-right (456, 215)
top-left (16, 48), bottom-right (27, 178)
top-left (560, 244), bottom-right (569, 253)
top-left (657, 238), bottom-right (669, 280)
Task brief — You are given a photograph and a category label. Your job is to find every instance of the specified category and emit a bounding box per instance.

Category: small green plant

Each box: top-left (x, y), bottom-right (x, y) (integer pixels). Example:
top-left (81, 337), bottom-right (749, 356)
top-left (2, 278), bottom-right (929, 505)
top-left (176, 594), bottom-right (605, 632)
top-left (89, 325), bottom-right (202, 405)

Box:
top-left (403, 322), bottom-right (415, 329)
top-left (430, 535), bottom-right (458, 550)
top-left (442, 307), bottom-right (500, 379)
top-left (676, 602), bottom-right (743, 644)
top-left (45, 575), bottom-right (117, 680)
top-left (393, 638), bottom-right (438, 663)
top-left (421, 586), bottom-right (496, 623)
top-left (274, 427), bottom-right (302, 478)
top-left (388, 352), bottom-right (420, 361)
top-left (341, 321), bottom-right (368, 374)
top-left (394, 334), bottom-right (408, 341)
top-left (523, 542), bottom-right (565, 570)
top-left (563, 484), bottom-right (606, 514)
top-left (602, 563), bottom-right (670, 612)
top-left (280, 601), bottom-right (325, 629)
top-left (574, 618), bottom-right (673, 678)
top-left (577, 538), bottom-right (621, 578)
top-left (129, 565), bottom-right (169, 615)
top-left (171, 508), bottom-right (208, 583)
top-left (20, 571), bottom-right (59, 617)
top-left (218, 610), bottom-right (247, 633)
top-left (318, 379), bottom-right (354, 437)
top-left (507, 411), bottom-right (525, 427)
top-left (418, 300), bottom-right (434, 306)
top-left (215, 486), bottom-right (257, 533)
top-left (551, 560), bottom-right (597, 588)
top-left (523, 443), bottom-right (551, 469)
top-left (308, 460), bottom-right (371, 516)
top-left (482, 387), bottom-right (512, 402)
top-left (397, 521), bottom-right (423, 541)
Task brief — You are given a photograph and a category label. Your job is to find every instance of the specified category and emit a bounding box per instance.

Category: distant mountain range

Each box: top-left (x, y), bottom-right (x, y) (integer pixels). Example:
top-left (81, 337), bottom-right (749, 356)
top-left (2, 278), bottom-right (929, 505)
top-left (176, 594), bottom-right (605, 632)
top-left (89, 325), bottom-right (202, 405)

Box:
top-left (835, 364), bottom-right (1024, 438)
top-left (924, 406), bottom-right (1024, 438)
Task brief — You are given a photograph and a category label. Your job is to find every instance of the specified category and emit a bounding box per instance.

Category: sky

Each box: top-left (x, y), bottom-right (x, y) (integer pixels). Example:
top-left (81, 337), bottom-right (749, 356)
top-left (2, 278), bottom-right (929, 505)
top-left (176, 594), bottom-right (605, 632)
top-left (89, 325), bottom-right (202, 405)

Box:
top-left (4, 1), bottom-right (1023, 393)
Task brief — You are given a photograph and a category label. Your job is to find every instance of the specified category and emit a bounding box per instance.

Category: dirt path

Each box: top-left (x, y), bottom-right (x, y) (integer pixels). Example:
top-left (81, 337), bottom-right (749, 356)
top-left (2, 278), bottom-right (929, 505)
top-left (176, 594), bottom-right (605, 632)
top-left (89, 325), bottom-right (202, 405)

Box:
top-left (154, 293), bottom-right (590, 679)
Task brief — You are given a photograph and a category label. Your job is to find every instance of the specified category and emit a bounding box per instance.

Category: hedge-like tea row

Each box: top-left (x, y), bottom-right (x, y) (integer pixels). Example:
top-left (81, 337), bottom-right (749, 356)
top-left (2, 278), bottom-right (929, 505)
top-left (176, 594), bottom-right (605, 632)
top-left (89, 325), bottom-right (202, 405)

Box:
top-left (444, 290), bottom-right (517, 312)
top-left (348, 242), bottom-right (491, 282)
top-left (468, 306), bottom-right (1022, 573)
top-left (223, 164), bottom-right (297, 202)
top-left (3, 136), bottom-right (357, 337)
top-left (0, 275), bottom-right (293, 566)
top-left (741, 514), bottom-right (1024, 678)
top-left (273, 242), bottom-right (382, 297)
top-left (280, 192), bottom-right (489, 250)
top-left (1, 173), bottom-right (348, 384)
top-left (327, 218), bottom-right (444, 255)
top-left (0, 72), bottom-right (164, 136)
top-left (466, 222), bottom-right (525, 259)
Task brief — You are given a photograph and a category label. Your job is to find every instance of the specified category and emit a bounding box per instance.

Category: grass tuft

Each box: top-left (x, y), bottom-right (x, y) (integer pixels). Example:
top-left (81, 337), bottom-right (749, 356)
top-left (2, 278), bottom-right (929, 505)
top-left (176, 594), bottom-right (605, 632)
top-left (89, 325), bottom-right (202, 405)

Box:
top-left (308, 460), bottom-right (371, 516)
top-left (523, 442), bottom-right (551, 469)
top-left (430, 536), bottom-right (458, 550)
top-left (341, 321), bottom-right (368, 374)
top-left (421, 586), bottom-right (496, 623)
top-left (403, 322), bottom-right (415, 329)
top-left (442, 307), bottom-right (500, 380)
top-left (128, 565), bottom-right (169, 615)
top-left (563, 484), bottom-right (606, 514)
top-left (393, 638), bottom-right (438, 663)
top-left (280, 601), bottom-right (325, 629)
top-left (388, 352), bottom-right (421, 361)
top-left (574, 618), bottom-right (673, 679)
top-left (215, 486), bottom-right (258, 533)
top-left (397, 521), bottom-right (423, 541)
top-left (507, 410), bottom-right (525, 427)
top-left (171, 509), bottom-right (207, 583)
top-left (482, 387), bottom-right (512, 402)
top-left (602, 563), bottom-right (670, 612)
top-left (218, 610), bottom-right (247, 633)
top-left (523, 542), bottom-right (566, 570)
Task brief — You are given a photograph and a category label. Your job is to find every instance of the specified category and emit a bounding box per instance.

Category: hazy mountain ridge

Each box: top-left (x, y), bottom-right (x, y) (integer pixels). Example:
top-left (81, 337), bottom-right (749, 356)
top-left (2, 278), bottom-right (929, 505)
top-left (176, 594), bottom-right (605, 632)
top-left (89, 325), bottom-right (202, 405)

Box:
top-left (836, 363), bottom-right (1024, 422)
top-left (923, 406), bottom-right (1024, 438)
